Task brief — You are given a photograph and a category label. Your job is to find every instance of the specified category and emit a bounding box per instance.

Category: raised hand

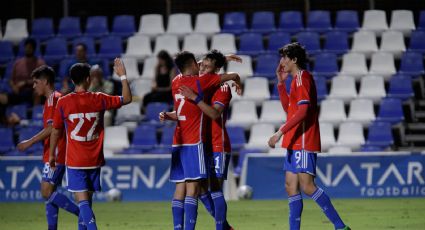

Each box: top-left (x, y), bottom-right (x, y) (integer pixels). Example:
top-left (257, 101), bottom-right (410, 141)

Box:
top-left (225, 54), bottom-right (243, 63)
top-left (276, 60), bottom-right (289, 83)
top-left (113, 58), bottom-right (126, 76)
top-left (179, 85), bottom-right (198, 101)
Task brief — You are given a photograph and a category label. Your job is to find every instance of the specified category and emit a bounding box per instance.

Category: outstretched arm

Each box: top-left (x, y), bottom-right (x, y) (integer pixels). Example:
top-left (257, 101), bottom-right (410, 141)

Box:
top-left (17, 125), bottom-right (52, 151)
top-left (114, 58), bottom-right (132, 105)
top-left (219, 72), bottom-right (242, 95)
top-left (179, 85), bottom-right (224, 120)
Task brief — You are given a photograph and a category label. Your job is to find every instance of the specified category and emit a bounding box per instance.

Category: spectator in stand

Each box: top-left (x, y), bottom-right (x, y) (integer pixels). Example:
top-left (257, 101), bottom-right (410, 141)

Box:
top-left (89, 65), bottom-right (114, 95)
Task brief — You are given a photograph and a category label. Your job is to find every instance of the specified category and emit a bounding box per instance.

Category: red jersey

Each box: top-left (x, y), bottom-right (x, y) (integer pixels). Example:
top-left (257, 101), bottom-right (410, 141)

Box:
top-left (53, 92), bottom-right (123, 168)
top-left (210, 84), bottom-right (232, 153)
top-left (172, 73), bottom-right (221, 146)
top-left (280, 70), bottom-right (321, 152)
top-left (43, 91), bottom-right (66, 164)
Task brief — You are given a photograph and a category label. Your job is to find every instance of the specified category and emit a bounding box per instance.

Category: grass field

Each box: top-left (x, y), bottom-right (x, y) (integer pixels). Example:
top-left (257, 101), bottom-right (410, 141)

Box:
top-left (1, 198), bottom-right (424, 230)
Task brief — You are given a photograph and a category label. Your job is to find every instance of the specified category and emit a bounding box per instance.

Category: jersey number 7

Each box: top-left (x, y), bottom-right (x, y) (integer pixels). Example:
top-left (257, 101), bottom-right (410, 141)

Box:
top-left (175, 94), bottom-right (186, 121)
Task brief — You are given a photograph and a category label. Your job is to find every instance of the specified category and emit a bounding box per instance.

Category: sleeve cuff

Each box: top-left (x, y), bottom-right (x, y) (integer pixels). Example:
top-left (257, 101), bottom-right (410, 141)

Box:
top-left (297, 100), bottom-right (310, 105)
top-left (119, 96), bottom-right (124, 105)
top-left (46, 119), bottom-right (53, 124)
top-left (214, 101), bottom-right (225, 107)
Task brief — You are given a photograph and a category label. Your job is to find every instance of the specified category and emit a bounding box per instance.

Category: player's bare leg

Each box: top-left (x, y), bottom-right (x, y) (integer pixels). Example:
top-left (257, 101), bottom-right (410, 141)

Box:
top-left (285, 171), bottom-right (303, 230)
top-left (75, 191), bottom-right (97, 230)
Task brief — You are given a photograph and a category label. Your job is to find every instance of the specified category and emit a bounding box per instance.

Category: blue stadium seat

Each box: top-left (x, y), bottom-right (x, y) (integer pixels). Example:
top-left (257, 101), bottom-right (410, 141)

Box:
top-left (418, 11), bottom-right (425, 31)
top-left (131, 124), bottom-right (157, 150)
top-left (360, 145), bottom-right (385, 152)
top-left (121, 148), bottom-right (143, 154)
top-left (279, 11), bottom-right (304, 34)
top-left (408, 31), bottom-right (425, 53)
top-left (58, 17), bottom-right (82, 39)
top-left (31, 18), bottom-right (54, 40)
top-left (31, 105), bottom-right (44, 125)
top-left (149, 147), bottom-right (171, 154)
top-left (0, 79), bottom-right (12, 93)
top-left (112, 15), bottom-right (136, 38)
top-left (238, 32), bottom-right (264, 56)
top-left (72, 37), bottom-right (96, 57)
top-left (145, 102), bottom-right (169, 123)
top-left (58, 58), bottom-right (75, 79)
top-left (254, 54), bottom-right (279, 79)
top-left (398, 52), bottom-right (425, 76)
top-left (271, 76), bottom-right (292, 99)
top-left (2, 61), bottom-right (14, 81)
top-left (314, 76), bottom-right (328, 102)
top-left (387, 74), bottom-right (414, 100)
top-left (296, 32), bottom-right (321, 55)
top-left (323, 31), bottom-right (349, 55)
top-left (18, 127), bottom-right (43, 154)
top-left (97, 36), bottom-right (123, 60)
top-left (222, 12), bottom-right (248, 35)
top-left (43, 37), bottom-right (69, 65)
top-left (3, 150), bottom-right (26, 157)
top-left (251, 11), bottom-right (276, 34)
top-left (234, 148), bottom-right (265, 176)
top-left (267, 32), bottom-right (291, 53)
top-left (306, 10), bottom-right (332, 33)
top-left (226, 126), bottom-right (246, 151)
top-left (364, 122), bottom-right (394, 148)
top-left (85, 16), bottom-right (109, 38)
top-left (312, 53), bottom-right (339, 78)
top-left (159, 125), bottom-right (175, 148)
top-left (0, 128), bottom-right (14, 153)
top-left (376, 98), bottom-right (404, 124)
top-left (0, 41), bottom-right (14, 64)
top-left (335, 10), bottom-right (359, 33)
top-left (17, 39), bottom-right (41, 57)
top-left (6, 104), bottom-right (28, 120)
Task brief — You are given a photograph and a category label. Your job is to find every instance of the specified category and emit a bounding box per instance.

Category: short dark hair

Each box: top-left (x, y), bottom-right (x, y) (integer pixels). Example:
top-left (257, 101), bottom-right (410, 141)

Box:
top-left (204, 49), bottom-right (226, 69)
top-left (157, 50), bottom-right (174, 70)
top-left (278, 42), bottom-right (307, 69)
top-left (31, 65), bottom-right (55, 85)
top-left (69, 63), bottom-right (91, 85)
top-left (24, 38), bottom-right (37, 49)
top-left (75, 43), bottom-right (87, 51)
top-left (174, 51), bottom-right (196, 72)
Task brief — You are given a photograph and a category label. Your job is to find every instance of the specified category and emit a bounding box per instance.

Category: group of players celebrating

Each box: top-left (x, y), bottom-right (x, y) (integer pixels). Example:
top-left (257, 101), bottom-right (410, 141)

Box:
top-left (17, 42), bottom-right (350, 230)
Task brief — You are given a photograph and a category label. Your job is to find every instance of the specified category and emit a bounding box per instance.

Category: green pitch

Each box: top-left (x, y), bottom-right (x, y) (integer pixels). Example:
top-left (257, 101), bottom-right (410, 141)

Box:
top-left (1, 198), bottom-right (424, 230)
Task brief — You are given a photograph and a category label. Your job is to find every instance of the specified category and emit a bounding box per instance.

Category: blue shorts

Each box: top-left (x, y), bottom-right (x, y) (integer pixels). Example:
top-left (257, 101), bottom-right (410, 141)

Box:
top-left (210, 152), bottom-right (231, 180)
top-left (66, 167), bottom-right (101, 192)
top-left (284, 149), bottom-right (317, 176)
top-left (42, 163), bottom-right (65, 186)
top-left (170, 143), bottom-right (208, 182)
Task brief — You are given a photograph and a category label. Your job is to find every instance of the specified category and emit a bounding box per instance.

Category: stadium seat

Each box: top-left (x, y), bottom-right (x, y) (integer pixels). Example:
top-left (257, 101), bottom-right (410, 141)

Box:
top-left (328, 76), bottom-right (357, 102)
top-left (364, 122), bottom-right (394, 148)
top-left (242, 77), bottom-right (270, 105)
top-left (234, 148), bottom-right (265, 176)
top-left (159, 125), bottom-right (175, 148)
top-left (111, 15), bottom-right (136, 38)
top-left (340, 53), bottom-right (368, 79)
top-left (123, 35), bottom-right (152, 60)
top-left (166, 13), bottom-right (193, 37)
top-left (2, 61), bottom-right (15, 81)
top-left (259, 100), bottom-right (286, 127)
top-left (182, 34), bottom-right (208, 56)
top-left (387, 74), bottom-right (414, 100)
top-left (306, 10), bottom-right (332, 33)
top-left (278, 11), bottom-right (304, 33)
top-left (140, 56), bottom-right (157, 79)
top-left (222, 12), bottom-right (248, 35)
top-left (251, 11), bottom-right (276, 34)
top-left (238, 32), bottom-right (264, 56)
top-left (312, 53), bottom-right (339, 78)
top-left (31, 18), bottom-right (54, 40)
top-left (358, 75), bottom-right (386, 103)
top-left (115, 102), bottom-right (142, 125)
top-left (0, 79), bottom-right (12, 94)
top-left (19, 127), bottom-right (44, 154)
top-left (408, 31), bottom-right (425, 53)
top-left (314, 77), bottom-right (328, 102)
top-left (43, 37), bottom-right (69, 65)
top-left (398, 52), bottom-right (425, 75)
top-left (85, 16), bottom-right (109, 38)
top-left (226, 126), bottom-right (246, 151)
top-left (72, 36), bottom-right (96, 57)
top-left (104, 126), bottom-right (130, 156)
top-left (137, 14), bottom-right (165, 38)
top-left (335, 10), bottom-right (360, 33)
top-left (0, 41), bottom-right (14, 64)
top-left (328, 146), bottom-right (352, 154)
top-left (58, 58), bottom-right (75, 78)
top-left (97, 36), bottom-right (123, 60)
top-left (210, 33), bottom-right (237, 55)
top-left (323, 31), bottom-right (350, 55)
top-left (131, 124), bottom-right (157, 150)
top-left (336, 122), bottom-right (365, 150)
top-left (380, 31), bottom-right (406, 58)
top-left (245, 123), bottom-right (275, 150)
top-left (0, 128), bottom-right (14, 154)
top-left (131, 79), bottom-right (153, 99)
top-left (369, 52), bottom-right (397, 80)
top-left (58, 17), bottom-right (82, 39)
top-left (351, 30), bottom-right (378, 57)
top-left (389, 10), bottom-right (415, 36)
top-left (112, 57), bottom-right (140, 81)
top-left (227, 100), bottom-right (258, 129)
top-left (360, 145), bottom-right (385, 152)
top-left (226, 55), bottom-right (253, 81)
top-left (296, 32), bottom-right (321, 55)
top-left (254, 54), bottom-right (279, 79)
top-left (31, 105), bottom-right (44, 125)
top-left (419, 11), bottom-right (425, 31)
top-left (153, 34), bottom-right (180, 55)
top-left (347, 99), bottom-right (376, 126)
top-left (144, 102), bottom-right (169, 123)
top-left (267, 32), bottom-right (291, 53)
top-left (3, 18), bottom-right (28, 44)
top-left (376, 98), bottom-right (404, 124)
top-left (194, 12), bottom-right (221, 36)
top-left (319, 99), bottom-right (346, 127)
top-left (362, 10), bottom-right (388, 36)
top-left (320, 122), bottom-right (336, 151)
top-left (6, 104), bottom-right (28, 120)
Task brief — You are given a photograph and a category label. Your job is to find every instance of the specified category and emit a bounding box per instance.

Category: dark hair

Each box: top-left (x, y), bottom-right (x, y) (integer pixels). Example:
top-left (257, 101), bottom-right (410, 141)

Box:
top-left (75, 43), bottom-right (87, 51)
top-left (204, 49), bottom-right (226, 69)
top-left (278, 42), bottom-right (307, 69)
top-left (174, 51), bottom-right (196, 73)
top-left (69, 63), bottom-right (91, 85)
top-left (24, 38), bottom-right (37, 49)
top-left (157, 50), bottom-right (174, 70)
top-left (31, 65), bottom-right (55, 85)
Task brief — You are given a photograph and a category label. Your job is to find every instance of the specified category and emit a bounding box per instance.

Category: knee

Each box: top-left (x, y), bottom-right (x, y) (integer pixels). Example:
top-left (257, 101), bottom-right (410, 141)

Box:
top-left (285, 181), bottom-right (299, 196)
top-left (300, 181), bottom-right (317, 196)
top-left (41, 189), bottom-right (53, 200)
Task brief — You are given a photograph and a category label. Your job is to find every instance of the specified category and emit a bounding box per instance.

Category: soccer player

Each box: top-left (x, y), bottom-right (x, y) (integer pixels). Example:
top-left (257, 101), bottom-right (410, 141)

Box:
top-left (161, 51), bottom-right (241, 230)
top-left (267, 42), bottom-right (350, 230)
top-left (49, 59), bottom-right (132, 230)
top-left (17, 65), bottom-right (80, 230)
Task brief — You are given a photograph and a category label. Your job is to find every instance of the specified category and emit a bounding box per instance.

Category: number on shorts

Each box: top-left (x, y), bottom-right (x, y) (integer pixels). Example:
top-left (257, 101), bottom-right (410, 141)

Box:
top-left (69, 112), bottom-right (100, 141)
top-left (295, 151), bottom-right (301, 165)
top-left (175, 94), bottom-right (186, 121)
top-left (214, 156), bottom-right (220, 169)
